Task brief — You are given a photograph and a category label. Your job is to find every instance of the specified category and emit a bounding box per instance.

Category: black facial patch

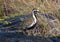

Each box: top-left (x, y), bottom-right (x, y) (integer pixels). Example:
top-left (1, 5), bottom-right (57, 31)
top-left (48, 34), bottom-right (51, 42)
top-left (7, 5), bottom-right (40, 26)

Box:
top-left (34, 11), bottom-right (37, 14)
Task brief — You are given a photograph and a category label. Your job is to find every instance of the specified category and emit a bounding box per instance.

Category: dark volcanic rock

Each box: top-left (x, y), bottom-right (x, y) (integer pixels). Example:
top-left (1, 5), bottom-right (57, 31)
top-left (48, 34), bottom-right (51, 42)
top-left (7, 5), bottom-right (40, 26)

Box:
top-left (0, 32), bottom-right (53, 42)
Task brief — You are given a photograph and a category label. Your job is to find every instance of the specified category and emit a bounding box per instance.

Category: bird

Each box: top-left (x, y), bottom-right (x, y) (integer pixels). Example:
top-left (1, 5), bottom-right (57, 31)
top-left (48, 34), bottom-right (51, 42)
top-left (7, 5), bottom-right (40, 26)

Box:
top-left (23, 8), bottom-right (39, 29)
top-left (0, 8), bottom-right (39, 32)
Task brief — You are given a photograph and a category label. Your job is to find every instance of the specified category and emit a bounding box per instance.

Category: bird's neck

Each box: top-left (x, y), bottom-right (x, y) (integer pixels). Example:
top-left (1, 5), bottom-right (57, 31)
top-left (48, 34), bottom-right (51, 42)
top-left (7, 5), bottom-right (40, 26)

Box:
top-left (27, 11), bottom-right (37, 28)
top-left (32, 11), bottom-right (37, 23)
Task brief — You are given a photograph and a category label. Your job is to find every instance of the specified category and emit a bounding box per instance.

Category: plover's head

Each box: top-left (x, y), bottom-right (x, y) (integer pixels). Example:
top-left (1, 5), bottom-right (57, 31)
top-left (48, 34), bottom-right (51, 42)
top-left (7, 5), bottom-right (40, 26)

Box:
top-left (32, 8), bottom-right (39, 14)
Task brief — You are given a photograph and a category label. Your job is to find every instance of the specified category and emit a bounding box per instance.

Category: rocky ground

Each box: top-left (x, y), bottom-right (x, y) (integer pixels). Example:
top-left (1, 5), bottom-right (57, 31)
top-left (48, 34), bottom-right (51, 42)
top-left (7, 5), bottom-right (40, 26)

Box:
top-left (0, 12), bottom-right (60, 42)
top-left (0, 32), bottom-right (60, 42)
top-left (0, 12), bottom-right (60, 37)
top-left (1, 12), bottom-right (60, 37)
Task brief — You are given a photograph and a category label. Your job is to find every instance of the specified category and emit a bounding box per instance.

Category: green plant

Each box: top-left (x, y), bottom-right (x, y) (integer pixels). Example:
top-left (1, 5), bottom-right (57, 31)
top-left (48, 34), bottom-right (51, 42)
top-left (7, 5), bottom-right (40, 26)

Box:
top-left (3, 16), bottom-right (9, 19)
top-left (3, 21), bottom-right (12, 25)
top-left (41, 21), bottom-right (47, 27)
top-left (8, 13), bottom-right (23, 18)
top-left (3, 21), bottom-right (9, 25)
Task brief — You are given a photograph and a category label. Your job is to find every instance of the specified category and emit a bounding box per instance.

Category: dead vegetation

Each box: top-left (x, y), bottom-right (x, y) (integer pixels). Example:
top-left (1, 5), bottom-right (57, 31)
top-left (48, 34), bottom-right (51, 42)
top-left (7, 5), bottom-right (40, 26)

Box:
top-left (0, 0), bottom-right (60, 15)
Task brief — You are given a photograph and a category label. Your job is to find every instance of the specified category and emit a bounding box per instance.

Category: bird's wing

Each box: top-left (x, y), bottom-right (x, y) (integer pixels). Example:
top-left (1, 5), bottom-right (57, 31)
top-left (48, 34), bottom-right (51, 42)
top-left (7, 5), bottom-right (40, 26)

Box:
top-left (12, 15), bottom-right (34, 30)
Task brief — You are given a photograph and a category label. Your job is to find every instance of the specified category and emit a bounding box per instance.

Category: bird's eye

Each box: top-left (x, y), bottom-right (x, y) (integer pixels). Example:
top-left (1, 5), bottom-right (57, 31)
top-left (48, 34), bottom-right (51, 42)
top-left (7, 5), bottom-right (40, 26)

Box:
top-left (34, 11), bottom-right (37, 14)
